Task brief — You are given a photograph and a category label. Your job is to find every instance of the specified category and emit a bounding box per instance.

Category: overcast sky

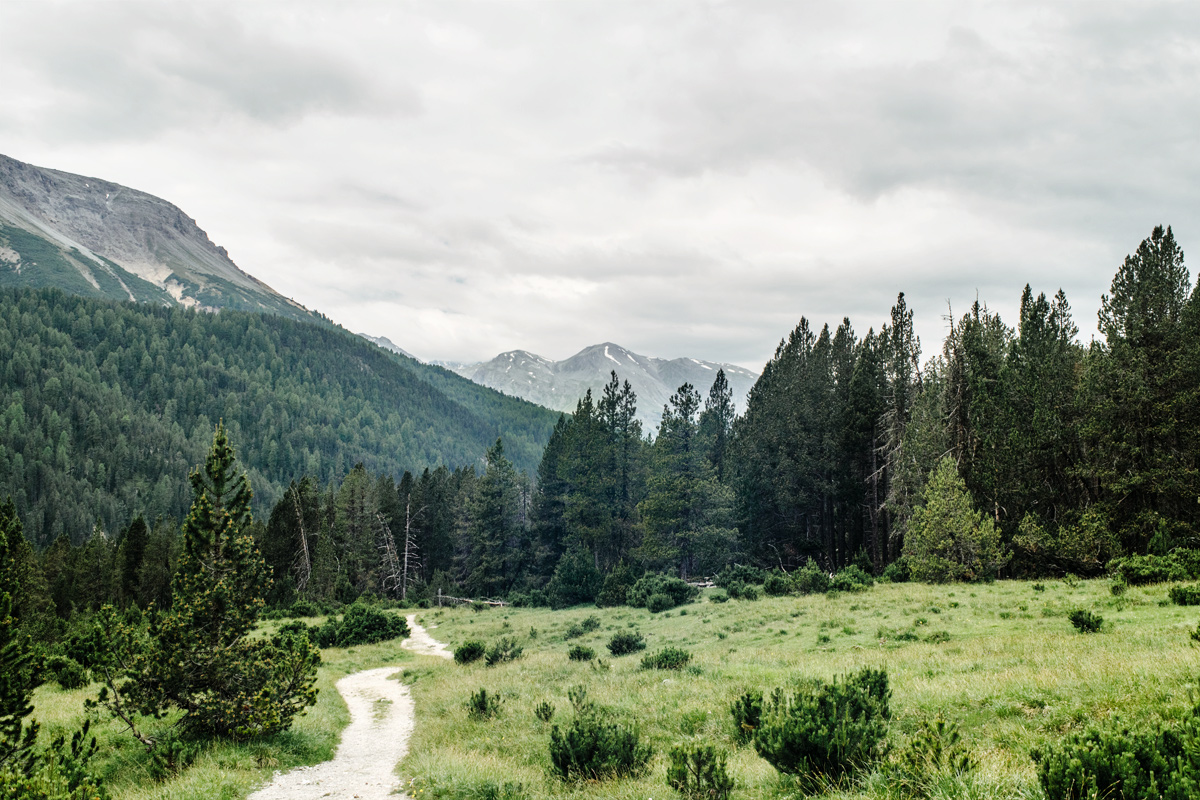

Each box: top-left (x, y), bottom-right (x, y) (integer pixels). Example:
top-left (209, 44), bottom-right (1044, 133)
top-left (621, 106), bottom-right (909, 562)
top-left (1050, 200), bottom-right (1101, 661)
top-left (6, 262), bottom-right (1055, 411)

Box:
top-left (2, 1), bottom-right (1197, 370)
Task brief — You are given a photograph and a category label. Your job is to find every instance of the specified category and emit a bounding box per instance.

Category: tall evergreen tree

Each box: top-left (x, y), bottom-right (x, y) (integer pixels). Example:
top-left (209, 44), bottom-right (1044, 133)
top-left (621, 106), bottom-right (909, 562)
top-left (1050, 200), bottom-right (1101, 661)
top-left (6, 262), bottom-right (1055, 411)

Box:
top-left (0, 500), bottom-right (37, 775)
top-left (699, 369), bottom-right (736, 482)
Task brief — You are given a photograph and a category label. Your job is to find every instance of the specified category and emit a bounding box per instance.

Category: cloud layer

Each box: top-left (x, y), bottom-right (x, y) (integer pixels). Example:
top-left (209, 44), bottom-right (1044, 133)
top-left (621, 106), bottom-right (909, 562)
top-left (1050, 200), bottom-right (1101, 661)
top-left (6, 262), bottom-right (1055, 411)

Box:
top-left (3, 1), bottom-right (1197, 369)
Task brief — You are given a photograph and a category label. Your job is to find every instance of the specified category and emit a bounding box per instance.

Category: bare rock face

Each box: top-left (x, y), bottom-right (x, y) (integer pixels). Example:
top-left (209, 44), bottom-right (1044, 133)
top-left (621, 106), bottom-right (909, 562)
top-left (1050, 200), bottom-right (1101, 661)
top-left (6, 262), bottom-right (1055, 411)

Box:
top-left (447, 342), bottom-right (759, 433)
top-left (0, 153), bottom-right (312, 320)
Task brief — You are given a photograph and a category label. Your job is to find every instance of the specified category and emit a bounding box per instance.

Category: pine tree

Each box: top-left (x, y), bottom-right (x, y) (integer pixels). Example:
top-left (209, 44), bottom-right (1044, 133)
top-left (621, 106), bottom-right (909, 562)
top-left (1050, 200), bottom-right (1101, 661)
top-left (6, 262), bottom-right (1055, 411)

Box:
top-left (119, 515), bottom-right (150, 607)
top-left (134, 423), bottom-right (320, 739)
top-left (904, 457), bottom-right (1009, 582)
top-left (0, 499), bottom-right (37, 775)
top-left (699, 370), bottom-right (735, 482)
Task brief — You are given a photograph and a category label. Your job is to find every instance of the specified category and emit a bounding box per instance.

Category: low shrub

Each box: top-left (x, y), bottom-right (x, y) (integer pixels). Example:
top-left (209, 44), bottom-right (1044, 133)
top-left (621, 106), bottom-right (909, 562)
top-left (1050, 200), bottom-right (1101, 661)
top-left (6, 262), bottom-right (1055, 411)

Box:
top-left (794, 559), bottom-right (830, 594)
top-left (627, 574), bottom-right (699, 609)
top-left (467, 688), bottom-right (501, 720)
top-left (607, 631), bottom-right (646, 656)
top-left (647, 593), bottom-right (674, 613)
top-left (715, 564), bottom-right (766, 587)
top-left (595, 563), bottom-right (636, 608)
top-left (1068, 609), bottom-right (1103, 633)
top-left (580, 615), bottom-right (601, 632)
top-left (1169, 584), bottom-right (1200, 606)
top-left (763, 572), bottom-right (794, 596)
top-left (1110, 553), bottom-right (1190, 586)
top-left (925, 630), bottom-right (951, 644)
top-left (454, 640), bottom-right (487, 665)
top-left (754, 667), bottom-right (891, 784)
top-left (535, 701), bottom-right (555, 722)
top-left (568, 645), bottom-right (595, 662)
top-left (831, 564), bottom-right (875, 592)
top-left (730, 690), bottom-right (763, 745)
top-left (890, 717), bottom-right (974, 794)
top-left (485, 636), bottom-right (523, 666)
top-left (881, 557), bottom-right (910, 583)
top-left (1032, 723), bottom-right (1200, 800)
top-left (287, 599), bottom-right (319, 617)
top-left (727, 581), bottom-right (759, 601)
top-left (641, 647), bottom-right (691, 670)
top-left (549, 689), bottom-right (652, 781)
top-left (564, 623), bottom-right (584, 639)
top-left (46, 655), bottom-right (88, 690)
top-left (667, 743), bottom-right (734, 800)
top-left (317, 603), bottom-right (409, 648)
top-left (1111, 577), bottom-right (1128, 596)
top-left (709, 590), bottom-right (729, 604)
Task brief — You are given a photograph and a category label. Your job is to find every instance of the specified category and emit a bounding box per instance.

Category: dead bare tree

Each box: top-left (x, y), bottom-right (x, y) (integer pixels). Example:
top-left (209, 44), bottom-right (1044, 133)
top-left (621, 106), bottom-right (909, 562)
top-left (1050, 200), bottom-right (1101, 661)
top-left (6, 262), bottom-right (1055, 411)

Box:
top-left (377, 513), bottom-right (403, 598)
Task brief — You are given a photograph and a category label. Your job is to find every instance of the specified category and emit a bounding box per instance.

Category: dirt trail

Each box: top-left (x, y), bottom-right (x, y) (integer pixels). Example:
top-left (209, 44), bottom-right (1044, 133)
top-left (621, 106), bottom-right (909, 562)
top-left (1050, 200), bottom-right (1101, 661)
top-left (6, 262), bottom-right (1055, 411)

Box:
top-left (401, 614), bottom-right (454, 660)
top-left (248, 618), bottom-right (449, 800)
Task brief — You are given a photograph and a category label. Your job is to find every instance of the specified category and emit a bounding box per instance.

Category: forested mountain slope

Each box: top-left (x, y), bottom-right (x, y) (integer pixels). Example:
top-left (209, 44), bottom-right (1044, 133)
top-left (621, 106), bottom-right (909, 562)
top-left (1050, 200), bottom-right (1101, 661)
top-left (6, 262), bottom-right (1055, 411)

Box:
top-left (0, 287), bottom-right (559, 546)
top-left (0, 153), bottom-right (315, 322)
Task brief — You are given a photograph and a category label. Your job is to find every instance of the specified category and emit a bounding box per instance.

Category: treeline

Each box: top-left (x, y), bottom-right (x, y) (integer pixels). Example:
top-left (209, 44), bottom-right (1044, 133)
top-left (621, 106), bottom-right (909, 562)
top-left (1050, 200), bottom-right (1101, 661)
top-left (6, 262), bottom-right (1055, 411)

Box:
top-left (0, 287), bottom-right (559, 546)
top-left (8, 226), bottom-right (1200, 612)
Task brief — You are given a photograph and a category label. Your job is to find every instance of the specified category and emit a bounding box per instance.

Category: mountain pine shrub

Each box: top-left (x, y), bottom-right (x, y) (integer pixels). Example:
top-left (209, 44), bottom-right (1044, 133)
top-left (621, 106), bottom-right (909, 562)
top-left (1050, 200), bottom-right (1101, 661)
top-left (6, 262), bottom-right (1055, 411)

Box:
top-left (454, 640), bottom-right (486, 665)
top-left (730, 690), bottom-right (763, 745)
top-left (1068, 609), bottom-right (1103, 633)
top-left (548, 686), bottom-right (651, 781)
top-left (667, 743), bottom-right (734, 800)
top-left (640, 647), bottom-right (691, 670)
top-left (1169, 584), bottom-right (1200, 606)
top-left (627, 574), bottom-right (698, 609)
top-left (467, 688), bottom-right (501, 720)
top-left (485, 636), bottom-right (523, 666)
top-left (831, 565), bottom-right (874, 592)
top-left (794, 559), bottom-right (831, 594)
top-left (889, 717), bottom-right (975, 795)
top-left (535, 701), bottom-right (555, 723)
top-left (317, 603), bottom-right (409, 648)
top-left (567, 645), bottom-right (595, 662)
top-left (580, 615), bottom-right (601, 632)
top-left (647, 593), bottom-right (674, 613)
top-left (1109, 553), bottom-right (1190, 585)
top-left (754, 667), bottom-right (891, 784)
top-left (606, 631), bottom-right (646, 656)
top-left (1032, 722), bottom-right (1200, 800)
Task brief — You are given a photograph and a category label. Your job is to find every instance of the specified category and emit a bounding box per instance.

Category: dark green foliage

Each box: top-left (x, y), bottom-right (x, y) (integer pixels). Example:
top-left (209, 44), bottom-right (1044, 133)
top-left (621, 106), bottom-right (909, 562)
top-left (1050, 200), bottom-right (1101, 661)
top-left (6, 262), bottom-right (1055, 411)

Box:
top-left (646, 593), bottom-right (674, 613)
top-left (881, 557), bottom-right (910, 583)
top-left (147, 729), bottom-right (198, 781)
top-left (606, 631), bottom-right (646, 656)
top-left (794, 559), bottom-right (831, 594)
top-left (288, 600), bottom-right (319, 618)
top-left (546, 545), bottom-right (602, 608)
top-left (830, 564), bottom-right (874, 592)
top-left (485, 637), bottom-right (523, 666)
top-left (763, 571), bottom-right (794, 596)
top-left (1111, 554), bottom-right (1192, 585)
top-left (0, 287), bottom-right (557, 547)
top-left (716, 564), bottom-right (766, 587)
top-left (454, 641), bottom-right (486, 665)
top-left (924, 630), bottom-right (951, 644)
top-left (1068, 609), bottom-right (1104, 633)
top-left (563, 623), bottom-right (584, 640)
top-left (535, 701), bottom-right (555, 723)
top-left (0, 499), bottom-right (38, 776)
top-left (580, 615), bottom-right (601, 632)
top-left (567, 645), bottom-right (594, 662)
top-left (667, 743), bottom-right (734, 800)
top-left (753, 667), bottom-right (892, 783)
top-left (45, 656), bottom-right (87, 690)
top-left (467, 688), bottom-right (501, 720)
top-left (731, 690), bottom-right (764, 745)
top-left (128, 426), bottom-right (321, 740)
top-left (640, 647), bottom-right (691, 670)
top-left (1032, 722), bottom-right (1200, 800)
top-left (730, 582), bottom-right (760, 601)
top-left (595, 563), bottom-right (637, 608)
top-left (627, 573), bottom-right (699, 609)
top-left (548, 687), bottom-right (652, 781)
top-left (709, 590), bottom-right (729, 603)
top-left (1170, 584), bottom-right (1200, 606)
top-left (317, 603), bottom-right (409, 648)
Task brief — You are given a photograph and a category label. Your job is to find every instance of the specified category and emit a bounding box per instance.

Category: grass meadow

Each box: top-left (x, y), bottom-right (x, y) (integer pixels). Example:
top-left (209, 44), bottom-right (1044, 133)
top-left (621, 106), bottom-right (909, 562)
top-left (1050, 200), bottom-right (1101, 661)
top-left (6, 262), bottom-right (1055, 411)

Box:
top-left (28, 578), bottom-right (1200, 799)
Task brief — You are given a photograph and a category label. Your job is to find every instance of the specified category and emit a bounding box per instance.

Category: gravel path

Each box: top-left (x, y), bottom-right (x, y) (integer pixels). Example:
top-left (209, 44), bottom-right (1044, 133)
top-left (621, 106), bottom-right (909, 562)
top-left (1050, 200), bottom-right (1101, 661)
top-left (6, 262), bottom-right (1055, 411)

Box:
top-left (401, 614), bottom-right (454, 660)
top-left (248, 618), bottom-right (449, 800)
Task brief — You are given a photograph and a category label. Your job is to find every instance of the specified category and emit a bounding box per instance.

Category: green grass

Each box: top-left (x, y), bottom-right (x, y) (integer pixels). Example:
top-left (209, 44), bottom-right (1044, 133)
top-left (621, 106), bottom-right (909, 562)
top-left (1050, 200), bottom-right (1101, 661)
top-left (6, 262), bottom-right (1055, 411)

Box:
top-left (28, 581), bottom-right (1200, 799)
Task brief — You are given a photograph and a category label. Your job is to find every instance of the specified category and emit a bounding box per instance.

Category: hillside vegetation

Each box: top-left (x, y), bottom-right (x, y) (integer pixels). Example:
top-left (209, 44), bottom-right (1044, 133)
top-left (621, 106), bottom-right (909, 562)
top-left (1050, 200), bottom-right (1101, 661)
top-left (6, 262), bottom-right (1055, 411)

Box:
top-left (0, 287), bottom-right (559, 545)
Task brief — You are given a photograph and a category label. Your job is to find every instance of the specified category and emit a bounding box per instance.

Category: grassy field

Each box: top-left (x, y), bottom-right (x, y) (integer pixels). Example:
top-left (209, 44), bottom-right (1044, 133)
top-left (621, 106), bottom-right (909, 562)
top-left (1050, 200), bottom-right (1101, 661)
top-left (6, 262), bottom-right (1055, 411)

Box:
top-left (27, 579), bottom-right (1200, 799)
top-left (401, 579), bottom-right (1200, 800)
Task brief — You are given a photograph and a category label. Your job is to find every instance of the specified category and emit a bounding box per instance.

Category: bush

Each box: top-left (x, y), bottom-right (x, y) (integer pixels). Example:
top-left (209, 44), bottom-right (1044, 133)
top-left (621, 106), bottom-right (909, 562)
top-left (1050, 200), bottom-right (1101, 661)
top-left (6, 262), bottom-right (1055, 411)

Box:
top-left (1170, 584), bottom-right (1200, 606)
top-left (794, 559), bottom-right (830, 594)
top-left (45, 655), bottom-right (88, 690)
top-left (1032, 723), bottom-right (1199, 800)
top-left (580, 615), bottom-right (601, 632)
top-left (890, 717), bottom-right (974, 794)
top-left (709, 590), bottom-right (729, 603)
top-left (715, 564), bottom-right (766, 587)
top-left (595, 562), bottom-right (637, 608)
top-left (730, 690), bottom-right (764, 745)
top-left (727, 581), bottom-right (760, 601)
top-left (568, 645), bottom-right (595, 662)
top-left (467, 688), bottom-right (501, 720)
top-left (287, 600), bottom-right (319, 617)
top-left (903, 457), bottom-right (1009, 582)
top-left (881, 557), bottom-right (910, 583)
top-left (535, 701), bottom-right (555, 723)
top-left (606, 631), bottom-right (646, 656)
top-left (754, 667), bottom-right (891, 783)
top-left (647, 593), bottom-right (674, 613)
top-left (831, 564), bottom-right (875, 592)
top-left (485, 636), bottom-right (523, 666)
top-left (627, 574), bottom-right (699, 609)
top-left (1110, 553), bottom-right (1191, 586)
top-left (549, 689), bottom-right (652, 781)
top-left (455, 640), bottom-right (487, 665)
top-left (1068, 609), bottom-right (1103, 633)
top-left (317, 603), bottom-right (409, 648)
top-left (563, 623), bottom-right (584, 639)
top-left (667, 743), bottom-right (734, 800)
top-left (763, 572), bottom-right (794, 596)
top-left (641, 647), bottom-right (691, 670)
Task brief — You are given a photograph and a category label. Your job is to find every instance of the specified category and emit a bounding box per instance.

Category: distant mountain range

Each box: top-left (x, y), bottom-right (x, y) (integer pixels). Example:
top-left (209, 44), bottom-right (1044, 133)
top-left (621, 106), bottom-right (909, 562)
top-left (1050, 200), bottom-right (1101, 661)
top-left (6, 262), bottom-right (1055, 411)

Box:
top-left (0, 153), bottom-right (315, 322)
top-left (435, 342), bottom-right (760, 432)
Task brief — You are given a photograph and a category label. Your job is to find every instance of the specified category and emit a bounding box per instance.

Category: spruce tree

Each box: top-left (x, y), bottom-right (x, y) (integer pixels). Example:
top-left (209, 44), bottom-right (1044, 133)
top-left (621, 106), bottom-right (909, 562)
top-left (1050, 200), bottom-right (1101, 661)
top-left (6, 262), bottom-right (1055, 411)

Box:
top-left (135, 423), bottom-right (320, 739)
top-left (0, 499), bottom-right (37, 775)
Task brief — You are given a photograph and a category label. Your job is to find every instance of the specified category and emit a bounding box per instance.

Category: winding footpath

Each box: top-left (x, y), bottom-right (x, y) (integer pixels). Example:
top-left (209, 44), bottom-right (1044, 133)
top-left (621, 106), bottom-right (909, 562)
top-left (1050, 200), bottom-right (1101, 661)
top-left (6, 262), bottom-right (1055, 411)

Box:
top-left (248, 615), bottom-right (450, 800)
